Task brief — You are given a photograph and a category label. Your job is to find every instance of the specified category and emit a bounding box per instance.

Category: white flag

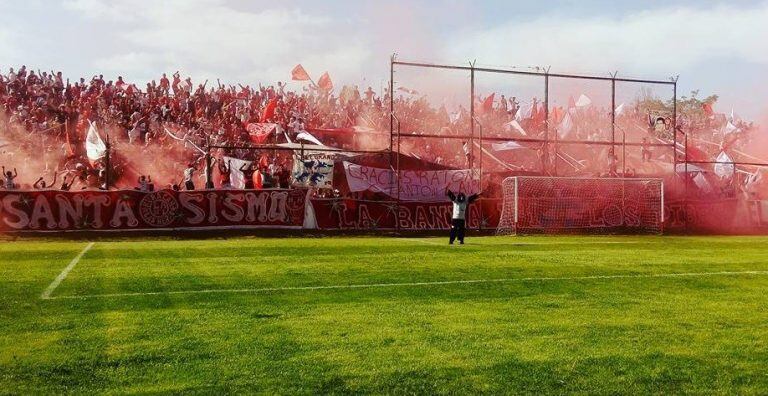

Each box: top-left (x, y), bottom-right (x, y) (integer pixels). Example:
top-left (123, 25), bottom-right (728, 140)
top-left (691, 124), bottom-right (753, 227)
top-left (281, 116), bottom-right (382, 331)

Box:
top-left (515, 102), bottom-right (535, 121)
top-left (724, 121), bottom-right (739, 134)
top-left (296, 131), bottom-right (324, 146)
top-left (505, 119), bottom-right (527, 136)
top-left (729, 108), bottom-right (740, 123)
top-left (693, 172), bottom-right (712, 192)
top-left (85, 121), bottom-right (107, 161)
top-left (575, 94), bottom-right (592, 107)
top-left (714, 151), bottom-right (734, 179)
top-left (492, 141), bottom-right (525, 151)
top-left (223, 156), bottom-right (252, 189)
top-left (559, 112), bottom-right (574, 138)
top-left (614, 103), bottom-right (625, 116)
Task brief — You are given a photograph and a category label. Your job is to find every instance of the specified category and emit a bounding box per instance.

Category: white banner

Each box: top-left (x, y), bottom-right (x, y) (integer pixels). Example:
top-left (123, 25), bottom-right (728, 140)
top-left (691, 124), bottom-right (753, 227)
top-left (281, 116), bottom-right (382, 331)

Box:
top-left (343, 161), bottom-right (479, 202)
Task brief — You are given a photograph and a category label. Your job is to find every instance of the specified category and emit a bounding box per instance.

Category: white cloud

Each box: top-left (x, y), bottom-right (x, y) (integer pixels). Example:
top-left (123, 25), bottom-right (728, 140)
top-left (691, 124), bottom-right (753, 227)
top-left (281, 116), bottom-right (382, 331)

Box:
top-left (448, 4), bottom-right (768, 78)
top-left (63, 0), bottom-right (372, 86)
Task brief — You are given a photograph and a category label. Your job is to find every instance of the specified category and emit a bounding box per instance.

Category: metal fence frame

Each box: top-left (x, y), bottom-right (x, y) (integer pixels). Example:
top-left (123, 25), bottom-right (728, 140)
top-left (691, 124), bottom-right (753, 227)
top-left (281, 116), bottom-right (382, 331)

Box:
top-left (389, 56), bottom-right (678, 230)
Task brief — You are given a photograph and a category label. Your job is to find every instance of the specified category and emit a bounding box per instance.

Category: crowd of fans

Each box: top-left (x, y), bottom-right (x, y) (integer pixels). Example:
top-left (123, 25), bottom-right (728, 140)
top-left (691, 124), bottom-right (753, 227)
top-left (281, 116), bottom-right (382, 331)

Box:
top-left (0, 65), bottom-right (760, 199)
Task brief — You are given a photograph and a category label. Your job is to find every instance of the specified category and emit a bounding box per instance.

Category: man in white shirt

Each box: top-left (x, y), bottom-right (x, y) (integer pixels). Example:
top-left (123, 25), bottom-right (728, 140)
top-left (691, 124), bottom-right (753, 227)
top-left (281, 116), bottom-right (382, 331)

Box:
top-left (446, 189), bottom-right (481, 245)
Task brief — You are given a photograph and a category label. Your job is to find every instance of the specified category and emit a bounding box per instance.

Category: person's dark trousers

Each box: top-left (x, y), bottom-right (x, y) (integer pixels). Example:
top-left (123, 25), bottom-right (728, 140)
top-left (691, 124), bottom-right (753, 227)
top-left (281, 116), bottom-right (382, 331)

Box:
top-left (449, 219), bottom-right (466, 244)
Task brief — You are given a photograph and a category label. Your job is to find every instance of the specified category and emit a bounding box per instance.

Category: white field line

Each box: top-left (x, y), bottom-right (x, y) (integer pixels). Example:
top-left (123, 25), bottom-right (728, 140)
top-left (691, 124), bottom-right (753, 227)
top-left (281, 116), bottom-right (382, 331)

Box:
top-left (402, 238), bottom-right (444, 245)
top-left (404, 238), bottom-right (644, 246)
top-left (45, 270), bottom-right (768, 301)
top-left (40, 242), bottom-right (95, 300)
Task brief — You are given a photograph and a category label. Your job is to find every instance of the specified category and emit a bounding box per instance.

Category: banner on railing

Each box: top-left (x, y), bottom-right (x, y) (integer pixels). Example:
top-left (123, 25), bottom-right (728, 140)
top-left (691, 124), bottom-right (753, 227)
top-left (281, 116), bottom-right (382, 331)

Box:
top-left (292, 150), bottom-right (335, 189)
top-left (0, 189), bottom-right (307, 232)
top-left (343, 161), bottom-right (479, 201)
top-left (309, 198), bottom-right (502, 230)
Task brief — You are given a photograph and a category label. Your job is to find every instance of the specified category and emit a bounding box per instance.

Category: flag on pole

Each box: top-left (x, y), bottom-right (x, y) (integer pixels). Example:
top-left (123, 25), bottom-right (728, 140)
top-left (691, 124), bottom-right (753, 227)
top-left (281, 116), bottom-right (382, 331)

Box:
top-left (246, 123), bottom-right (278, 144)
top-left (567, 96), bottom-right (576, 110)
top-left (614, 103), bottom-right (625, 116)
top-left (504, 119), bottom-right (527, 136)
top-left (223, 156), bottom-right (252, 189)
top-left (297, 131), bottom-right (324, 146)
top-left (318, 72), bottom-right (333, 91)
top-left (559, 112), bottom-right (574, 138)
top-left (291, 64), bottom-right (311, 81)
top-left (693, 172), bottom-right (712, 192)
top-left (515, 102), bottom-right (535, 121)
top-left (714, 151), bottom-right (734, 179)
top-left (575, 94), bottom-right (592, 107)
top-left (85, 121), bottom-right (106, 161)
top-left (261, 99), bottom-right (278, 122)
top-left (481, 93), bottom-right (495, 113)
top-left (551, 106), bottom-right (565, 124)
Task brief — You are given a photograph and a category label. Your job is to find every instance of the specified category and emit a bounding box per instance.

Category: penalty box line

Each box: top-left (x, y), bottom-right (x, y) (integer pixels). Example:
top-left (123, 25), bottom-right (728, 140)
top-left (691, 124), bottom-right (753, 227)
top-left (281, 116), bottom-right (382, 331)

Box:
top-left (40, 242), bottom-right (95, 300)
top-left (45, 270), bottom-right (768, 300)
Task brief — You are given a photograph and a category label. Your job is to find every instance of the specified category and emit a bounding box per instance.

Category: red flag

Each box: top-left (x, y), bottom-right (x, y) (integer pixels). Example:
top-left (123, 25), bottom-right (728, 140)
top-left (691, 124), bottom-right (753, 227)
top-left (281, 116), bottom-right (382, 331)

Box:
top-left (261, 99), bottom-right (278, 122)
top-left (567, 96), bottom-right (576, 110)
top-left (253, 170), bottom-right (263, 189)
top-left (480, 93), bottom-right (495, 113)
top-left (702, 102), bottom-right (714, 116)
top-left (258, 154), bottom-right (270, 169)
top-left (291, 64), bottom-right (311, 81)
top-left (318, 72), bottom-right (333, 91)
top-left (246, 123), bottom-right (277, 144)
top-left (551, 106), bottom-right (565, 124)
top-left (535, 102), bottom-right (547, 123)
top-left (685, 143), bottom-right (711, 162)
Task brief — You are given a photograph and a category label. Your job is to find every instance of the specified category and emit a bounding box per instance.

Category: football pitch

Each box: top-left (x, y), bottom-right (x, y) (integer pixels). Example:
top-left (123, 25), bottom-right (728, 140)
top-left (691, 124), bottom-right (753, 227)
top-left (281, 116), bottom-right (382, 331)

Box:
top-left (2, 235), bottom-right (768, 394)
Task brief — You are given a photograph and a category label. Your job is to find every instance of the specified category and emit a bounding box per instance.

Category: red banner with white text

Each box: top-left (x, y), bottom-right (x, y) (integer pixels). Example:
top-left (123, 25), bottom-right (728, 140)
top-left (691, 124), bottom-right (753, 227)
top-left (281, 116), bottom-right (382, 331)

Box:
top-left (309, 198), bottom-right (503, 230)
top-left (0, 189), bottom-right (307, 232)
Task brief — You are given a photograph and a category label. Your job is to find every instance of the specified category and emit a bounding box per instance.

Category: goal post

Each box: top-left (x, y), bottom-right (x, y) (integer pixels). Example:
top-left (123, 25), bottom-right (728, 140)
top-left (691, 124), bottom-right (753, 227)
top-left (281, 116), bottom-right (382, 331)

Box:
top-left (497, 176), bottom-right (664, 235)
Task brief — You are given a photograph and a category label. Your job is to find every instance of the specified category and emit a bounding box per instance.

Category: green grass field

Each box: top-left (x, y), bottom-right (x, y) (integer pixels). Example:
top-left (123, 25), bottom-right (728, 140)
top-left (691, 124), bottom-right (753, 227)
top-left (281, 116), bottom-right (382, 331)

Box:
top-left (2, 235), bottom-right (768, 394)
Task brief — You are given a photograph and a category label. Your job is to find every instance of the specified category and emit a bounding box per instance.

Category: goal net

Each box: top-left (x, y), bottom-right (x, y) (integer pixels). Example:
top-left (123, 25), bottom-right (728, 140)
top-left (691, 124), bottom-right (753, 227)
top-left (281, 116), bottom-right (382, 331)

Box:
top-left (497, 176), bottom-right (664, 235)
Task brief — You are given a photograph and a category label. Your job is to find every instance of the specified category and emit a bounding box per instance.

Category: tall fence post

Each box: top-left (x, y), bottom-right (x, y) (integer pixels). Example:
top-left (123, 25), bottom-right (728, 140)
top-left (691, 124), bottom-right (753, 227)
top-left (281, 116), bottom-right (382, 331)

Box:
top-left (390, 54), bottom-right (400, 233)
top-left (470, 61), bottom-right (481, 230)
top-left (204, 138), bottom-right (214, 189)
top-left (611, 73), bottom-right (617, 174)
top-left (673, 77), bottom-right (681, 232)
top-left (544, 71), bottom-right (550, 175)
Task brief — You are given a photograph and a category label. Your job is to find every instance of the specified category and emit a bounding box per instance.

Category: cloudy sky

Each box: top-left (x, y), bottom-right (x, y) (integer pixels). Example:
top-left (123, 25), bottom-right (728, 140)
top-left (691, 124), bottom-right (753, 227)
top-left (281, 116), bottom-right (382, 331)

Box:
top-left (1, 0), bottom-right (766, 117)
